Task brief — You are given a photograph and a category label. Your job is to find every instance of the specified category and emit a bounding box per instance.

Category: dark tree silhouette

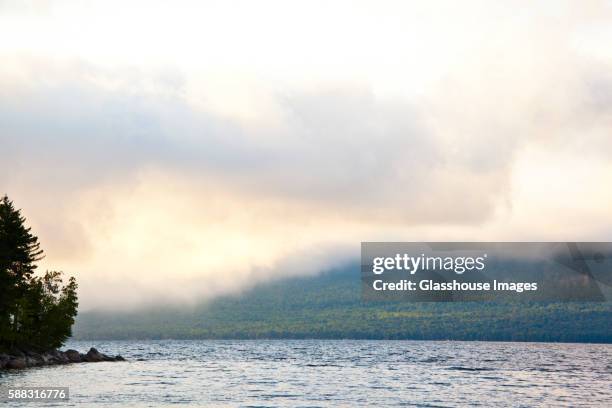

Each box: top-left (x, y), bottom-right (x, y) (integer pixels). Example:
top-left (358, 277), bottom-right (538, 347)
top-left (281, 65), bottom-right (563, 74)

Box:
top-left (0, 195), bottom-right (78, 352)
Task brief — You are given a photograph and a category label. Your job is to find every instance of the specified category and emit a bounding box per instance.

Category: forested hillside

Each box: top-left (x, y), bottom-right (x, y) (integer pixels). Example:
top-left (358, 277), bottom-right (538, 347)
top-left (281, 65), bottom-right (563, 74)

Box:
top-left (73, 265), bottom-right (611, 343)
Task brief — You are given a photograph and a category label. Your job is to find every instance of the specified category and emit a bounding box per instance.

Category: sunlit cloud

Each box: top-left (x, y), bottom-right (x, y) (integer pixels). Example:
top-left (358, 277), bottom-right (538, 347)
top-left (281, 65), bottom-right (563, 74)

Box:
top-left (1, 0), bottom-right (611, 309)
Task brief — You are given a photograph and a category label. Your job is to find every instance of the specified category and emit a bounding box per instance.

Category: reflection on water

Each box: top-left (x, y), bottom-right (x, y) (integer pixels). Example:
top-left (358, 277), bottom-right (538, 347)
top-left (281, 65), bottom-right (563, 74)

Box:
top-left (1, 340), bottom-right (611, 407)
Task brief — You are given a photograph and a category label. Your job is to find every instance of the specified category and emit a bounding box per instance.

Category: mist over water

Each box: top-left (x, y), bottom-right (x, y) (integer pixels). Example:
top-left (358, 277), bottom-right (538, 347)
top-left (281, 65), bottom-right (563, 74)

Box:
top-left (2, 340), bottom-right (611, 407)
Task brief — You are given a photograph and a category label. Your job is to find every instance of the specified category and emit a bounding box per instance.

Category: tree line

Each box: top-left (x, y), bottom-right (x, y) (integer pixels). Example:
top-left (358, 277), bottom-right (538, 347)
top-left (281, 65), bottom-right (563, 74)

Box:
top-left (0, 195), bottom-right (78, 352)
top-left (73, 266), bottom-right (612, 343)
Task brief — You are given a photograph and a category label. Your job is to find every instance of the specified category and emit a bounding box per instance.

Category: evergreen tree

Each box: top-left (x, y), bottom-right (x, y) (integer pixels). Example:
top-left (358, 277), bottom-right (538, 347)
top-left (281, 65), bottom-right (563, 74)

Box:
top-left (0, 195), bottom-right (78, 352)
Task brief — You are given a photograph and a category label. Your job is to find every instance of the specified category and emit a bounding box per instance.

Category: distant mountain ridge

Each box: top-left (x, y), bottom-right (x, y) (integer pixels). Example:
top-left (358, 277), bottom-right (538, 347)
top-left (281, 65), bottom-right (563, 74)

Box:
top-left (74, 265), bottom-right (612, 343)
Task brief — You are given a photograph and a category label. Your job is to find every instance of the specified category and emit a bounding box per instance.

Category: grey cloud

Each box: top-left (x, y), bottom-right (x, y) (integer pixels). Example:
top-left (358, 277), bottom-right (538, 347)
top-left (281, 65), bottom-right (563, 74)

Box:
top-left (1, 74), bottom-right (513, 226)
top-left (2, 49), bottom-right (612, 311)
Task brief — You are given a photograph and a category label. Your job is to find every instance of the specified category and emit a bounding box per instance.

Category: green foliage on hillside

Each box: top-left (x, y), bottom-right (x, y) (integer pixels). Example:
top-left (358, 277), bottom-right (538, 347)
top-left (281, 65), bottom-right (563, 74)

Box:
top-left (74, 266), bottom-right (611, 343)
top-left (0, 195), bottom-right (78, 352)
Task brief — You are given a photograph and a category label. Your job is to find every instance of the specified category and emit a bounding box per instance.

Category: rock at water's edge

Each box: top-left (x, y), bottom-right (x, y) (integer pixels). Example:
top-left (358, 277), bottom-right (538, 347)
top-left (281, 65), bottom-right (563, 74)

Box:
top-left (65, 349), bottom-right (82, 362)
top-left (6, 357), bottom-right (26, 369)
top-left (1, 348), bottom-right (126, 370)
top-left (85, 347), bottom-right (104, 362)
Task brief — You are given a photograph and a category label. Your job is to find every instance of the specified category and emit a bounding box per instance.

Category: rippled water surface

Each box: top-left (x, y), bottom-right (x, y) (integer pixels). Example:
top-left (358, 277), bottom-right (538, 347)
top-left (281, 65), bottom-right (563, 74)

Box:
top-left (1, 340), bottom-right (611, 407)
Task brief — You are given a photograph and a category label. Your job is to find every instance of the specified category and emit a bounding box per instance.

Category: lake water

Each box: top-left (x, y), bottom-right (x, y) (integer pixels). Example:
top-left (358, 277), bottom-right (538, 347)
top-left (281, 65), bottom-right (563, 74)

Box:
top-left (1, 340), bottom-right (611, 407)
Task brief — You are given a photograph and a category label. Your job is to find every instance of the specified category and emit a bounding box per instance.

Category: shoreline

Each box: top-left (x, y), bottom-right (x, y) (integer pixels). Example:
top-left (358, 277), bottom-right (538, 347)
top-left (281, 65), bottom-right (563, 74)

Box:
top-left (0, 348), bottom-right (125, 370)
top-left (69, 337), bottom-right (612, 345)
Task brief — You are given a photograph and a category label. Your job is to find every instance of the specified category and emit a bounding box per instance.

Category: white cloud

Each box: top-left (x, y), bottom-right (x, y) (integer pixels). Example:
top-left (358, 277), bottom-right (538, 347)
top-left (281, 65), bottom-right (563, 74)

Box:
top-left (1, 0), bottom-right (611, 309)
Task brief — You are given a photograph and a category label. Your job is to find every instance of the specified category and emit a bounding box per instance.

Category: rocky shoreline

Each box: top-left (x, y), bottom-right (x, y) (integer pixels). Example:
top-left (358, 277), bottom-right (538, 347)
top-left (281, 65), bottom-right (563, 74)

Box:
top-left (0, 347), bottom-right (125, 370)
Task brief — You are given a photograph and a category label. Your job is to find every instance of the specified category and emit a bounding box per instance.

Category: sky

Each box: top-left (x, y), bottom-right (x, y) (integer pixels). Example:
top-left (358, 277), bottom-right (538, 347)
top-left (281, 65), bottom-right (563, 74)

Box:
top-left (1, 0), bottom-right (612, 310)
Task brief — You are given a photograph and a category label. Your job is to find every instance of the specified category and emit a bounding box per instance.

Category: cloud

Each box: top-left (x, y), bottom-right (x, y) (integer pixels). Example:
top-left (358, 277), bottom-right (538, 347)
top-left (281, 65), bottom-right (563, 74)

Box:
top-left (1, 0), bottom-right (612, 309)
